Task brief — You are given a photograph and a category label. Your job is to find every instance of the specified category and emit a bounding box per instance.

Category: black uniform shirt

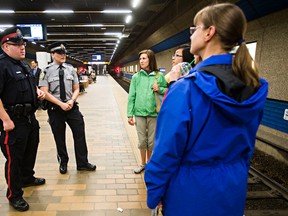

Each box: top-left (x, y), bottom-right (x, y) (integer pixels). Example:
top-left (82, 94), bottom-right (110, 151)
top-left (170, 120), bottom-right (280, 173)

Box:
top-left (0, 53), bottom-right (36, 106)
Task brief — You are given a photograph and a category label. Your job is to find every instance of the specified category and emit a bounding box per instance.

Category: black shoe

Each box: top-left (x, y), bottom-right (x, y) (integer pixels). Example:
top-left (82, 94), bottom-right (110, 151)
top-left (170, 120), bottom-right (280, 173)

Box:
top-left (77, 163), bottom-right (96, 171)
top-left (59, 164), bottom-right (67, 174)
top-left (9, 197), bottom-right (29, 211)
top-left (22, 177), bottom-right (46, 188)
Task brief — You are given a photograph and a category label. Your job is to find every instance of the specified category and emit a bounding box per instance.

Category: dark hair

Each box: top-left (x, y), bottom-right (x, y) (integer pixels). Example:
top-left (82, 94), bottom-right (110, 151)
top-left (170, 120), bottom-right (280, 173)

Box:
top-left (174, 44), bottom-right (194, 64)
top-left (194, 3), bottom-right (260, 88)
top-left (138, 49), bottom-right (158, 71)
top-left (182, 47), bottom-right (194, 64)
top-left (176, 44), bottom-right (190, 50)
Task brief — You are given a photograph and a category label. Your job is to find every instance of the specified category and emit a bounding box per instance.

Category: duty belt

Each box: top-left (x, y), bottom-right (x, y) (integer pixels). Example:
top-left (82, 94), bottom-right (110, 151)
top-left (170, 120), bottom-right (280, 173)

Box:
top-left (4, 104), bottom-right (34, 117)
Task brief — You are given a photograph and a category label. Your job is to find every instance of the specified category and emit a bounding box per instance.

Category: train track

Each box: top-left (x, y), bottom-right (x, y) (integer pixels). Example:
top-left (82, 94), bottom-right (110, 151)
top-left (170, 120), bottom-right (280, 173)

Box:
top-left (114, 76), bottom-right (288, 215)
top-left (112, 76), bottom-right (130, 93)
top-left (245, 166), bottom-right (288, 215)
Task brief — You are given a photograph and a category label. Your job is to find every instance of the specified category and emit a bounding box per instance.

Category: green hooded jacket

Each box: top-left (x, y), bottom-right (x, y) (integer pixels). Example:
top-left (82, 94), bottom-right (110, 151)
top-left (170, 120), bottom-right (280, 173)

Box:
top-left (127, 69), bottom-right (167, 117)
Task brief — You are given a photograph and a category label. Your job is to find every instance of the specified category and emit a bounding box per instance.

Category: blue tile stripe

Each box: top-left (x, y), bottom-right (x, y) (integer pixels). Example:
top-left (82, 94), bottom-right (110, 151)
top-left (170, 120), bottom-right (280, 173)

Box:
top-left (261, 99), bottom-right (288, 133)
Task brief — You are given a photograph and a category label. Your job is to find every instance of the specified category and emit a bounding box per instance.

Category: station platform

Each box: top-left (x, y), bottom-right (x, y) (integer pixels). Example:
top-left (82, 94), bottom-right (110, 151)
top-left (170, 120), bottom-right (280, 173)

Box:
top-left (0, 75), bottom-right (150, 215)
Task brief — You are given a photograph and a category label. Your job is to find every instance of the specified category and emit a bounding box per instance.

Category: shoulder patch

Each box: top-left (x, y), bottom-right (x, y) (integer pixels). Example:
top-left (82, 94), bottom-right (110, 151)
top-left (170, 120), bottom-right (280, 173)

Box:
top-left (39, 70), bottom-right (47, 80)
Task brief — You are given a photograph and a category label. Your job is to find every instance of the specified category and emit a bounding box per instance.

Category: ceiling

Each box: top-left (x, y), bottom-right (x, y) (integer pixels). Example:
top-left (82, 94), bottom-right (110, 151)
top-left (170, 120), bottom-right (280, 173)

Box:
top-left (0, 0), bottom-right (173, 63)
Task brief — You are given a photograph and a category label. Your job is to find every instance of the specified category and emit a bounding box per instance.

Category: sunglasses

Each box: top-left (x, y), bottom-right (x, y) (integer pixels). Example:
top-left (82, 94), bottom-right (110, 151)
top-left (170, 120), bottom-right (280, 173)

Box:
top-left (190, 26), bottom-right (203, 35)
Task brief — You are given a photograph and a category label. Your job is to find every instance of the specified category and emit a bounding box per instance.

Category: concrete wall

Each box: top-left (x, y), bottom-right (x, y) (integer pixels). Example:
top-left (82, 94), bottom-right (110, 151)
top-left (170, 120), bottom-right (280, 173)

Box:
top-left (246, 8), bottom-right (288, 101)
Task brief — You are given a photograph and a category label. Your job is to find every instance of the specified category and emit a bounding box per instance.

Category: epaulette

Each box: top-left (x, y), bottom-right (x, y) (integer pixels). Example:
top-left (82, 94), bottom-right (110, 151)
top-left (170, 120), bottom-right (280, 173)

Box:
top-left (63, 62), bottom-right (73, 68)
top-left (45, 63), bottom-right (53, 69)
top-left (0, 54), bottom-right (7, 60)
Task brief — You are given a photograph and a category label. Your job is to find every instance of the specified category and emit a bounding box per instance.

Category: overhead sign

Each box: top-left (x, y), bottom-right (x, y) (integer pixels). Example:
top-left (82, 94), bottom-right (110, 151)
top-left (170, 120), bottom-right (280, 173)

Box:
top-left (92, 54), bottom-right (101, 61)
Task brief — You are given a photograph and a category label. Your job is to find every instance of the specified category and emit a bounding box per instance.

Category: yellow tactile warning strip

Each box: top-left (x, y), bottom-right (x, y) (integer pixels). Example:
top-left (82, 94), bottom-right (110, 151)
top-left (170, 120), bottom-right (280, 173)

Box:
top-left (0, 75), bottom-right (150, 215)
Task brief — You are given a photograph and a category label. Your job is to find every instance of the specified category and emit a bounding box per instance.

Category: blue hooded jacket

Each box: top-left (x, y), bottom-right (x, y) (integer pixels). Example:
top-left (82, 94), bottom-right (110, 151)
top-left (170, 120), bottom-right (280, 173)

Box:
top-left (144, 54), bottom-right (268, 216)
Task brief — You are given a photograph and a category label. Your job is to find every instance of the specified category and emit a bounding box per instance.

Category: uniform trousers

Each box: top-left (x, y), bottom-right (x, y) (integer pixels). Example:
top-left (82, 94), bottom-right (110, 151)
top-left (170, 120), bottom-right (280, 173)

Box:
top-left (0, 113), bottom-right (39, 201)
top-left (47, 105), bottom-right (88, 167)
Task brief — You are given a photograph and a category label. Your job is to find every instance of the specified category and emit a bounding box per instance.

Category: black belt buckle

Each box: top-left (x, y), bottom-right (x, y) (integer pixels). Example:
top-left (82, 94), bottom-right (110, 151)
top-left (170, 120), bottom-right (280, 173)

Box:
top-left (14, 104), bottom-right (24, 116)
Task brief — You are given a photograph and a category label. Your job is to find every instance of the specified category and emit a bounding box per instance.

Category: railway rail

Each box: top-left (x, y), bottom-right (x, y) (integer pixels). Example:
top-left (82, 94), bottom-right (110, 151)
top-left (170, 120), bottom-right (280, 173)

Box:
top-left (246, 166), bottom-right (288, 215)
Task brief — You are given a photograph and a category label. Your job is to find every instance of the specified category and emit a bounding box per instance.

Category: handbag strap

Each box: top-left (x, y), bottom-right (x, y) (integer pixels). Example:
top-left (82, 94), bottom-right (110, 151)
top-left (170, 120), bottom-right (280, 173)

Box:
top-left (154, 72), bottom-right (161, 112)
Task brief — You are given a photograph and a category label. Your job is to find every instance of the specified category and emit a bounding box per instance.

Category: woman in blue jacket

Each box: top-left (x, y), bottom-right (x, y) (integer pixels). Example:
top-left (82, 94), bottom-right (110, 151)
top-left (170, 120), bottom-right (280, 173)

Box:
top-left (144, 3), bottom-right (268, 216)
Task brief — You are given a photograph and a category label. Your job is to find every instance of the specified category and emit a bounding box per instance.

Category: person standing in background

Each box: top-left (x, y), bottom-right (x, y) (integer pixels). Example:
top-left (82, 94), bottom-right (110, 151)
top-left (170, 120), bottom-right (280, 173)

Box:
top-left (127, 49), bottom-right (167, 174)
top-left (165, 44), bottom-right (194, 84)
top-left (0, 26), bottom-right (46, 212)
top-left (39, 41), bottom-right (96, 174)
top-left (145, 3), bottom-right (268, 216)
top-left (30, 60), bottom-right (41, 87)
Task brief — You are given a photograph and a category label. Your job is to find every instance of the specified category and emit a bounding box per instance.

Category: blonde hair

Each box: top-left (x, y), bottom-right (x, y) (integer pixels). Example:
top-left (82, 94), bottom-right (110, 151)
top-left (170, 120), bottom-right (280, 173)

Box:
top-left (194, 3), bottom-right (260, 88)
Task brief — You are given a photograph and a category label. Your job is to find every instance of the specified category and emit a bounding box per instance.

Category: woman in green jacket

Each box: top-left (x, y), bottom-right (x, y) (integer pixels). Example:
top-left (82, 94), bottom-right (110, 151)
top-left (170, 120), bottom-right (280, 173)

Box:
top-left (127, 49), bottom-right (167, 174)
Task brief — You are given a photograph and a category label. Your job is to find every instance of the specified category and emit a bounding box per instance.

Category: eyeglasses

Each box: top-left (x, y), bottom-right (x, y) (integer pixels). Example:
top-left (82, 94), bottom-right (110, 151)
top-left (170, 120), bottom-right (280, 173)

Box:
top-left (6, 42), bottom-right (27, 47)
top-left (190, 26), bottom-right (202, 35)
top-left (172, 54), bottom-right (183, 58)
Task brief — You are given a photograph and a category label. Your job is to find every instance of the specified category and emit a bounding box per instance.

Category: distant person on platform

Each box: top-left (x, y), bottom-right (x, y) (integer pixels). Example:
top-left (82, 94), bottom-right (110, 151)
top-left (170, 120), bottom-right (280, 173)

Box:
top-left (30, 60), bottom-right (41, 86)
top-left (39, 41), bottom-right (96, 174)
top-left (0, 26), bottom-right (46, 212)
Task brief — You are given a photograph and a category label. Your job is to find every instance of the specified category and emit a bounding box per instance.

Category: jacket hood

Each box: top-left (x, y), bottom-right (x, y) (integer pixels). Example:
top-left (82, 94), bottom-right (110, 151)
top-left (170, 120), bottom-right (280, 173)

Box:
top-left (185, 54), bottom-right (268, 123)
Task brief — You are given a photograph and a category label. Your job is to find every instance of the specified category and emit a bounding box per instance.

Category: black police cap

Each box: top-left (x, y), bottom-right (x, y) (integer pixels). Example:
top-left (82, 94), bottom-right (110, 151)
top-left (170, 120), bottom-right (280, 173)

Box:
top-left (0, 26), bottom-right (28, 44)
top-left (48, 41), bottom-right (67, 54)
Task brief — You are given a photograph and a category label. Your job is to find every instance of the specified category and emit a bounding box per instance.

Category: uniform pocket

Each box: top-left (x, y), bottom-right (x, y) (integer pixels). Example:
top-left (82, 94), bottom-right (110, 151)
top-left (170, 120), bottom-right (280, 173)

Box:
top-left (15, 73), bottom-right (29, 93)
top-left (48, 75), bottom-right (60, 93)
top-left (66, 74), bottom-right (74, 91)
top-left (66, 74), bottom-right (74, 81)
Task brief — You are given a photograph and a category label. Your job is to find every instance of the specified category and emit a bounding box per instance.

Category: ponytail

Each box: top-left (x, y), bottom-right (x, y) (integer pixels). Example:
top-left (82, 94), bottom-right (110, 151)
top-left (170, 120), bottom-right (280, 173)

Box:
top-left (194, 3), bottom-right (261, 89)
top-left (233, 42), bottom-right (260, 88)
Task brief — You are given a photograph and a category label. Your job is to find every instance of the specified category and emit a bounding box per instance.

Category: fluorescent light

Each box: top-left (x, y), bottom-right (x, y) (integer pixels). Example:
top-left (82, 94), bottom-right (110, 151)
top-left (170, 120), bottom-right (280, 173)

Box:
top-left (0, 10), bottom-right (15, 13)
top-left (83, 24), bottom-right (104, 27)
top-left (87, 61), bottom-right (107, 64)
top-left (44, 10), bottom-right (74, 13)
top-left (104, 32), bottom-right (122, 36)
top-left (132, 0), bottom-right (141, 8)
top-left (0, 24), bottom-right (14, 28)
top-left (101, 10), bottom-right (132, 14)
top-left (125, 15), bottom-right (132, 24)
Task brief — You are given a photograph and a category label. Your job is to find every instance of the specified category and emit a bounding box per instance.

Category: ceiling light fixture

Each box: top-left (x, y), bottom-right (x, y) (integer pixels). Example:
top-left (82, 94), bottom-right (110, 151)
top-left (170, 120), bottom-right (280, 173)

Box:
top-left (0, 24), bottom-right (14, 28)
top-left (104, 32), bottom-right (123, 37)
top-left (101, 10), bottom-right (132, 14)
top-left (125, 15), bottom-right (132, 24)
top-left (0, 10), bottom-right (15, 13)
top-left (132, 0), bottom-right (141, 8)
top-left (83, 24), bottom-right (104, 27)
top-left (44, 10), bottom-right (74, 13)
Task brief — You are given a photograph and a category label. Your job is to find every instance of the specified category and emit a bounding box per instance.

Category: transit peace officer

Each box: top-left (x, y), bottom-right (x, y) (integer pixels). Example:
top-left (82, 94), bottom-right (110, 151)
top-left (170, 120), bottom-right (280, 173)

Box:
top-left (39, 41), bottom-right (96, 174)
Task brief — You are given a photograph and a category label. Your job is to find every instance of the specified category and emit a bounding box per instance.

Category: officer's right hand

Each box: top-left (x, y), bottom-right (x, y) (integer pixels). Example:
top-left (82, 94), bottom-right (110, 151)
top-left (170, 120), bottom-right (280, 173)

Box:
top-left (3, 119), bottom-right (15, 131)
top-left (60, 102), bottom-right (71, 111)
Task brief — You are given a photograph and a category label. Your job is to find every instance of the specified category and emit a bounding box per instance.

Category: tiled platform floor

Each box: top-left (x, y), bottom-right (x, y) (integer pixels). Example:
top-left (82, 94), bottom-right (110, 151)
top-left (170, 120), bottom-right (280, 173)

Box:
top-left (0, 75), bottom-right (150, 216)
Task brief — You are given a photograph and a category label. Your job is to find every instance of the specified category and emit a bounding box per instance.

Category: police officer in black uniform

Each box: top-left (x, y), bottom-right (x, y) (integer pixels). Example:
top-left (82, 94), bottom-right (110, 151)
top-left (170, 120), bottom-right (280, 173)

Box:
top-left (39, 41), bottom-right (96, 174)
top-left (0, 26), bottom-right (46, 211)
